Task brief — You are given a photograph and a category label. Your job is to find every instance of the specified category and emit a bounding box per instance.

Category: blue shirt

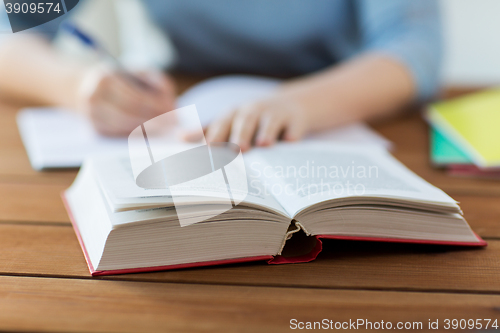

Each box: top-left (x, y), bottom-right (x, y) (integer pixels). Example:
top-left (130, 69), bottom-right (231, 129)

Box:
top-left (0, 0), bottom-right (442, 100)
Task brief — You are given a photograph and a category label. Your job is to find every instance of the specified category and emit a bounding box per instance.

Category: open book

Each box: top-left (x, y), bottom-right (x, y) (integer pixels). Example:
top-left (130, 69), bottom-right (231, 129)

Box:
top-left (63, 143), bottom-right (485, 276)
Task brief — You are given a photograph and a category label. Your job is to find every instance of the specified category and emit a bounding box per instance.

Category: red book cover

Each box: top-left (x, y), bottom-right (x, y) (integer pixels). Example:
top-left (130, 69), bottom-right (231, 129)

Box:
top-left (448, 164), bottom-right (500, 179)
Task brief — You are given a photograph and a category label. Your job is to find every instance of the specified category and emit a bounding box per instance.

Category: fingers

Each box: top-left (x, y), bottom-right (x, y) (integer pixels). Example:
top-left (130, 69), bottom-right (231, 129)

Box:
top-left (79, 67), bottom-right (177, 137)
top-left (106, 73), bottom-right (175, 119)
top-left (256, 109), bottom-right (288, 146)
top-left (202, 100), bottom-right (308, 150)
top-left (206, 104), bottom-right (263, 151)
top-left (283, 116), bottom-right (307, 142)
top-left (228, 104), bottom-right (261, 151)
top-left (138, 71), bottom-right (177, 99)
top-left (90, 100), bottom-right (150, 137)
top-left (181, 128), bottom-right (206, 142)
top-left (205, 112), bottom-right (235, 143)
top-left (283, 103), bottom-right (308, 142)
top-left (135, 71), bottom-right (177, 111)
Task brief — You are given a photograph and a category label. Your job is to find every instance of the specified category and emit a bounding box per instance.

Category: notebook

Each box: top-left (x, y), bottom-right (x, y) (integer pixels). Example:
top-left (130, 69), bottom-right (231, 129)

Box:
top-left (430, 127), bottom-right (472, 166)
top-left (429, 127), bottom-right (500, 178)
top-left (63, 143), bottom-right (485, 276)
top-left (427, 89), bottom-right (500, 168)
top-left (17, 75), bottom-right (391, 170)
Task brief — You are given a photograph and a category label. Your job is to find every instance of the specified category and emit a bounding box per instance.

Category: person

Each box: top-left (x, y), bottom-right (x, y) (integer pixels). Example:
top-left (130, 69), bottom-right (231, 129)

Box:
top-left (0, 0), bottom-right (442, 151)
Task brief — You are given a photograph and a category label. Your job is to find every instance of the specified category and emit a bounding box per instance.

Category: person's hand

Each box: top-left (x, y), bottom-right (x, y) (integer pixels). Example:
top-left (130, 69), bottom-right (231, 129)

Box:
top-left (203, 96), bottom-right (309, 151)
top-left (75, 65), bottom-right (176, 136)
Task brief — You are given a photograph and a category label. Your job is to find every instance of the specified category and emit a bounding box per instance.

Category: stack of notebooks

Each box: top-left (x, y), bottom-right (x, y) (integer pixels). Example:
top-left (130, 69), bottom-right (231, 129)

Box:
top-left (426, 89), bottom-right (500, 178)
top-left (63, 143), bottom-right (486, 276)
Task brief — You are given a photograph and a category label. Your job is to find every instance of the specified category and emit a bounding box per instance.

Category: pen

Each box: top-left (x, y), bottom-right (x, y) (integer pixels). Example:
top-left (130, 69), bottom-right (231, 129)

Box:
top-left (61, 21), bottom-right (154, 91)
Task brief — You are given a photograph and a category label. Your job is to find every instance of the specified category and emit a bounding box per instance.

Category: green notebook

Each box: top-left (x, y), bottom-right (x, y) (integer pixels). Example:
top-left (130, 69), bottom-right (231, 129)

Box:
top-left (430, 127), bottom-right (471, 166)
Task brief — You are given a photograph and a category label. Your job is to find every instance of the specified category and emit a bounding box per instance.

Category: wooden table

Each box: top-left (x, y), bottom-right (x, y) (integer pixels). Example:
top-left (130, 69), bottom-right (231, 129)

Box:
top-left (1, 80), bottom-right (499, 332)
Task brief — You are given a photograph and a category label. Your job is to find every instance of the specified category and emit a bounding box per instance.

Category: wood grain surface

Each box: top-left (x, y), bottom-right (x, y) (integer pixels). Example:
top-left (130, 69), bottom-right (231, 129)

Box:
top-left (0, 82), bottom-right (498, 332)
top-left (1, 275), bottom-right (500, 333)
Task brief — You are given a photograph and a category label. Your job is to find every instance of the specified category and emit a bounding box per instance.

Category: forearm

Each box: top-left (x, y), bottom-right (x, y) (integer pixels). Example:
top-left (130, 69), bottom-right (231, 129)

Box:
top-left (0, 35), bottom-right (86, 107)
top-left (281, 53), bottom-right (416, 132)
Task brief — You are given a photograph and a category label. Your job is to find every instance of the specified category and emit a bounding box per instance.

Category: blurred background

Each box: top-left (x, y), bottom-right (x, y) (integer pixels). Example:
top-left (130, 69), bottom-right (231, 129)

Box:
top-left (27, 0), bottom-right (500, 88)
top-left (441, 0), bottom-right (500, 86)
top-left (2, 0), bottom-right (500, 87)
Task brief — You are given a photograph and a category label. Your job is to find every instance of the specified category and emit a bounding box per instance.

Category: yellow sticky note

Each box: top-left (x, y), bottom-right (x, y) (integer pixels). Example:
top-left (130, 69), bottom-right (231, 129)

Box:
top-left (427, 89), bottom-right (500, 168)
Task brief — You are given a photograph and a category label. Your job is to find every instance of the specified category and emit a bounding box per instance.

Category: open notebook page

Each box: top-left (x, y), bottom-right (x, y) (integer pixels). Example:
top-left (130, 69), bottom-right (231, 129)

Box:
top-left (17, 75), bottom-right (391, 170)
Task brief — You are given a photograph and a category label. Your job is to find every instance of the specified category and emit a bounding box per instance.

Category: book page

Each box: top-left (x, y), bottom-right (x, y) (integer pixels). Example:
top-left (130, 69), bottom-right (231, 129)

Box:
top-left (90, 152), bottom-right (288, 216)
top-left (244, 143), bottom-right (458, 217)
